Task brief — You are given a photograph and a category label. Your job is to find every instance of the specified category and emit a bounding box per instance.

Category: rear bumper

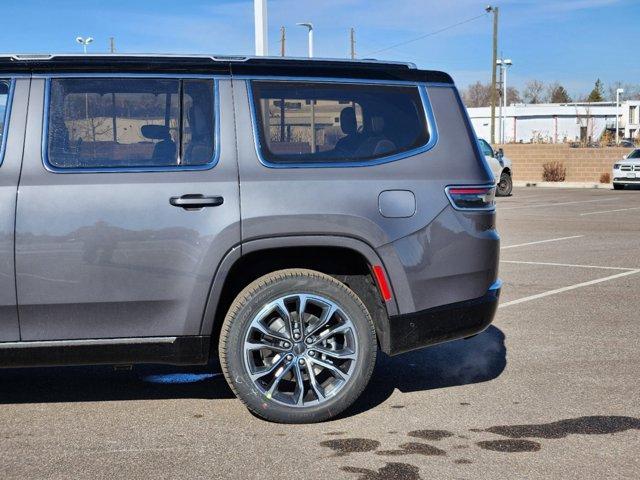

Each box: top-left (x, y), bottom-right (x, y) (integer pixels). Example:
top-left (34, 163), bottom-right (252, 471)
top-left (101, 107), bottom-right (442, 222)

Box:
top-left (385, 280), bottom-right (501, 356)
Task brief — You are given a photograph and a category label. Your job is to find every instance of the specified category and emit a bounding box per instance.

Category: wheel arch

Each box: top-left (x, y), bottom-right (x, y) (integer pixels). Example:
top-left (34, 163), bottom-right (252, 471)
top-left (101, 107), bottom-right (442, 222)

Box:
top-left (199, 235), bottom-right (399, 355)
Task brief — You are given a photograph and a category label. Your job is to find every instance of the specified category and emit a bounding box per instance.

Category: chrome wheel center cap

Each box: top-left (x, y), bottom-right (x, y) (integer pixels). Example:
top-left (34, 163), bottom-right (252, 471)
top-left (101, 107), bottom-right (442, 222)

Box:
top-left (293, 342), bottom-right (306, 355)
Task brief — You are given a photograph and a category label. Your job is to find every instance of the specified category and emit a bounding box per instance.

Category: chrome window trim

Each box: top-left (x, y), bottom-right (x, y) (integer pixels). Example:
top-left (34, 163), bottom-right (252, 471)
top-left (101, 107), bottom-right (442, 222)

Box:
top-left (41, 75), bottom-right (222, 174)
top-left (246, 77), bottom-right (439, 169)
top-left (0, 78), bottom-right (15, 168)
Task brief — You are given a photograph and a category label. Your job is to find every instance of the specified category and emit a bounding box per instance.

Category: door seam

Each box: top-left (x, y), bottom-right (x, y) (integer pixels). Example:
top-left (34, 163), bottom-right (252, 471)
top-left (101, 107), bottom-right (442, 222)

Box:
top-left (13, 75), bottom-right (32, 341)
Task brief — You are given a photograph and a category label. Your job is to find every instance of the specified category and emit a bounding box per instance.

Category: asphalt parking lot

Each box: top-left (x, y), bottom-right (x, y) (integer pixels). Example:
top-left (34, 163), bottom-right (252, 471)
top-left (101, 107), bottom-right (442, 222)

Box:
top-left (1, 187), bottom-right (639, 480)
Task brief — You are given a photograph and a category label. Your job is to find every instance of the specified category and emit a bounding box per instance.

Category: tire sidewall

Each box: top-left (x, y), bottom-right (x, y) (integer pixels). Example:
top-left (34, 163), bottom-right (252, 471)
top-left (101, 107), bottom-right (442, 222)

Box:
top-left (497, 172), bottom-right (513, 196)
top-left (221, 272), bottom-right (376, 423)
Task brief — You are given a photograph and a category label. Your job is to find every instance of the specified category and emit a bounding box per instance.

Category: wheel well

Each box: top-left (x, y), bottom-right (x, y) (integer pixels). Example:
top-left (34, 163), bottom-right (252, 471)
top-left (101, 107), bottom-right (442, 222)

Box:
top-left (209, 246), bottom-right (389, 353)
top-left (502, 167), bottom-right (511, 176)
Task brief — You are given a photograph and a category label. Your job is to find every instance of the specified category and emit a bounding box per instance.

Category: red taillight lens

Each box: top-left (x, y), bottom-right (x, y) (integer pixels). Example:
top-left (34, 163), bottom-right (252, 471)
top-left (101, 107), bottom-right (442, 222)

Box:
top-left (446, 185), bottom-right (496, 210)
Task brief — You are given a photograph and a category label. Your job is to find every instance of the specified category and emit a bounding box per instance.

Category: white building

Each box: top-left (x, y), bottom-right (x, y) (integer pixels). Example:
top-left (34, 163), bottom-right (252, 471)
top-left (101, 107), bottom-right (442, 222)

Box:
top-left (622, 100), bottom-right (640, 140)
top-left (468, 102), bottom-right (621, 144)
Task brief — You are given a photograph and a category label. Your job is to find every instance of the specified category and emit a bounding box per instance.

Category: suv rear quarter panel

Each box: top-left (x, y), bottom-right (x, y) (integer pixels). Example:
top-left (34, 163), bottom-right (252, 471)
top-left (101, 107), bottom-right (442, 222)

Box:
top-left (234, 79), bottom-right (498, 315)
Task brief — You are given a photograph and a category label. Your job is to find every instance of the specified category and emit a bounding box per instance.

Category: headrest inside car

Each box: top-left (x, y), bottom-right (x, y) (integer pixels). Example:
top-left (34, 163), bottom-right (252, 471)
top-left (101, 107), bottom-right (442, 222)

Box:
top-left (141, 124), bottom-right (171, 140)
top-left (340, 107), bottom-right (357, 135)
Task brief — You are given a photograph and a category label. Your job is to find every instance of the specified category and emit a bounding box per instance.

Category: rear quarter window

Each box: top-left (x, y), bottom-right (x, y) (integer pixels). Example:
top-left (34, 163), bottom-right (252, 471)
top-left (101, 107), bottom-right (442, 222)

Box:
top-left (251, 81), bottom-right (430, 165)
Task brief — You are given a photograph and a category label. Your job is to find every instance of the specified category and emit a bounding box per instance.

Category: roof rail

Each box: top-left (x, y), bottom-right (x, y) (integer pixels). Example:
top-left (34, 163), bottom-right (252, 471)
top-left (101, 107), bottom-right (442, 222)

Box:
top-left (10, 54), bottom-right (54, 61)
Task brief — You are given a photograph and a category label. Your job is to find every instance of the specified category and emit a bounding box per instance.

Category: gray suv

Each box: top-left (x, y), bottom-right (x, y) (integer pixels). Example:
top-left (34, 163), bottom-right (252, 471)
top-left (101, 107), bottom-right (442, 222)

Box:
top-left (0, 54), bottom-right (500, 423)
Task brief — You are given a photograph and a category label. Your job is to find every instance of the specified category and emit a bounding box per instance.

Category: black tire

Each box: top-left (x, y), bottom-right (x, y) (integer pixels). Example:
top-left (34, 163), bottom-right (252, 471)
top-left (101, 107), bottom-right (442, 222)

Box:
top-left (496, 172), bottom-right (513, 196)
top-left (219, 268), bottom-right (377, 423)
top-left (613, 183), bottom-right (625, 190)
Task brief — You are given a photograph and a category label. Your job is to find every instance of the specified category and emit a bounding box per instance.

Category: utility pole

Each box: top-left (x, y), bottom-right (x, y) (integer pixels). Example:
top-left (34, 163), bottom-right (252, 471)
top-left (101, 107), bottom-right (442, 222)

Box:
top-left (486, 6), bottom-right (499, 145)
top-left (350, 27), bottom-right (356, 59)
top-left (280, 26), bottom-right (286, 56)
top-left (109, 37), bottom-right (115, 53)
top-left (297, 23), bottom-right (315, 153)
top-left (254, 0), bottom-right (268, 56)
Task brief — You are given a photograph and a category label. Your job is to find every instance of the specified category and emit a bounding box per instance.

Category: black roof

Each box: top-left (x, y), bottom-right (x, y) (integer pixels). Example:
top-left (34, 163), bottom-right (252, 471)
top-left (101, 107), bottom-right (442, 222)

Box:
top-left (0, 54), bottom-right (454, 84)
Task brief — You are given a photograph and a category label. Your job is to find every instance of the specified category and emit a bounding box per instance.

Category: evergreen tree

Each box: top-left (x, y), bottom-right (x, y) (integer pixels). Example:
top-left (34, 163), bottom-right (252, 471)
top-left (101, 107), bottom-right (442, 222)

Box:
top-left (587, 79), bottom-right (604, 102)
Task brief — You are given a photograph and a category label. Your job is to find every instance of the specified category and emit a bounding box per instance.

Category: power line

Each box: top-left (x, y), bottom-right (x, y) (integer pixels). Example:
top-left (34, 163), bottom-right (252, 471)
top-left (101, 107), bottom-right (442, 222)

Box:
top-left (365, 12), bottom-right (488, 56)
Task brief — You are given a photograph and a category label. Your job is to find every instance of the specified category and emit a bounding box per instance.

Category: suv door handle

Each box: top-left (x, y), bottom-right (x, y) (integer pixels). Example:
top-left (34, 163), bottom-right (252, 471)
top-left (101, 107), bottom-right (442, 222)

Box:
top-left (169, 194), bottom-right (224, 209)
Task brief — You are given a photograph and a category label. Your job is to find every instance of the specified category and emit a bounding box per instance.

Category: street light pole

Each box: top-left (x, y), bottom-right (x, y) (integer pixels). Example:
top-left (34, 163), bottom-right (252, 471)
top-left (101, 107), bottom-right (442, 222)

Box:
top-left (497, 58), bottom-right (512, 144)
top-left (297, 22), bottom-right (316, 153)
top-left (486, 6), bottom-right (499, 145)
top-left (75, 36), bottom-right (94, 54)
top-left (297, 22), bottom-right (314, 57)
top-left (254, 0), bottom-right (268, 56)
top-left (298, 22), bottom-right (316, 153)
top-left (616, 88), bottom-right (624, 145)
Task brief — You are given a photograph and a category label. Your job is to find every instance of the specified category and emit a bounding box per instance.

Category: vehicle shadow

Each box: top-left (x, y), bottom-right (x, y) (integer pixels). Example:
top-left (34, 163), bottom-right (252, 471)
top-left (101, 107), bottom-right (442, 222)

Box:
top-left (0, 361), bottom-right (235, 404)
top-left (0, 326), bottom-right (506, 410)
top-left (341, 325), bottom-right (507, 418)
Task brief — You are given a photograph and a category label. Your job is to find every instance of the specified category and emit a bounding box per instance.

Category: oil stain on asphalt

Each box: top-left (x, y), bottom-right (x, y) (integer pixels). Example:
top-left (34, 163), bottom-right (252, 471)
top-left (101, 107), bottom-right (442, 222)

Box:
top-left (476, 439), bottom-right (542, 453)
top-left (320, 438), bottom-right (381, 457)
top-left (377, 442), bottom-right (446, 457)
top-left (407, 429), bottom-right (454, 441)
top-left (341, 462), bottom-right (421, 480)
top-left (478, 415), bottom-right (640, 439)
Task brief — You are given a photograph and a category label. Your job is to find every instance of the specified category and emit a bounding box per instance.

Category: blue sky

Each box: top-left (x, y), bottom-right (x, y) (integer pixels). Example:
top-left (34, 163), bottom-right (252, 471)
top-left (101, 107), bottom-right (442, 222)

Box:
top-left (2, 0), bottom-right (639, 96)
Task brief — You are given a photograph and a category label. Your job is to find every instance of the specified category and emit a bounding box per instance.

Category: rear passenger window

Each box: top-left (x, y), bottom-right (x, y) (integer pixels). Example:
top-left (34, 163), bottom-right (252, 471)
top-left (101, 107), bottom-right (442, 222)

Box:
top-left (47, 78), bottom-right (215, 169)
top-left (251, 81), bottom-right (430, 164)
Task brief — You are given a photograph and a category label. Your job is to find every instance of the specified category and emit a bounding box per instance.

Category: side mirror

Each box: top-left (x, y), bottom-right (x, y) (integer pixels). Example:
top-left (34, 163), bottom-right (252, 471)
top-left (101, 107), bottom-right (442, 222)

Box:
top-left (497, 148), bottom-right (504, 158)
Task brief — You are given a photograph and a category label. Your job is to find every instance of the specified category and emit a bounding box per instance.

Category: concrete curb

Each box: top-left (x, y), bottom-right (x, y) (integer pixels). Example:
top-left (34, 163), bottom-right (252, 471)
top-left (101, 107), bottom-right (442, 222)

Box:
top-left (513, 181), bottom-right (613, 190)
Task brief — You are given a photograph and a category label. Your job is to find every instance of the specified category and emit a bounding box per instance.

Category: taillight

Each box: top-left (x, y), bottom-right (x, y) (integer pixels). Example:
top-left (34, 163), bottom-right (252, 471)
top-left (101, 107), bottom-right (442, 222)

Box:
top-left (446, 185), bottom-right (496, 211)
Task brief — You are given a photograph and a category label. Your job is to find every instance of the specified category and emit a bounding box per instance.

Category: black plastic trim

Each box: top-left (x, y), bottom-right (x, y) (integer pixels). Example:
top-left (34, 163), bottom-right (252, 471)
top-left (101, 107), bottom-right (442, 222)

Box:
top-left (385, 286), bottom-right (500, 356)
top-left (0, 336), bottom-right (210, 368)
top-left (0, 55), bottom-right (454, 84)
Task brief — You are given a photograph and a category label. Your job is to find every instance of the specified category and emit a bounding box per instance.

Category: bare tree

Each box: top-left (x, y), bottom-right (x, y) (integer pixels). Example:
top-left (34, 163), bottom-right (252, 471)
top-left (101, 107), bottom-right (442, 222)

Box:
top-left (506, 86), bottom-right (521, 105)
top-left (462, 81), bottom-right (492, 108)
top-left (607, 81), bottom-right (640, 101)
top-left (523, 80), bottom-right (545, 104)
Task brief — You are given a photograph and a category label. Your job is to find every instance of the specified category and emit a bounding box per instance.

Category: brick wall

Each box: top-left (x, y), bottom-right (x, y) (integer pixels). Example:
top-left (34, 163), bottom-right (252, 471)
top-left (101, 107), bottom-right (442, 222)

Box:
top-left (500, 144), bottom-right (630, 182)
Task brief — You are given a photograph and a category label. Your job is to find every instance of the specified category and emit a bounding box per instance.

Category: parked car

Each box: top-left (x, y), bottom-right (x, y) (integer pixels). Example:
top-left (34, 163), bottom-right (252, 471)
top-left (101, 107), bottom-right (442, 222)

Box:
top-left (0, 54), bottom-right (501, 423)
top-left (477, 138), bottom-right (513, 196)
top-left (612, 148), bottom-right (640, 190)
top-left (618, 139), bottom-right (636, 148)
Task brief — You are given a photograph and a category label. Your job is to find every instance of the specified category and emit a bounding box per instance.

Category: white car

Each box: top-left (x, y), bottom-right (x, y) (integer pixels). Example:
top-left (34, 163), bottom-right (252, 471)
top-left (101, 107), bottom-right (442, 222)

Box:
top-left (478, 138), bottom-right (513, 196)
top-left (612, 148), bottom-right (640, 190)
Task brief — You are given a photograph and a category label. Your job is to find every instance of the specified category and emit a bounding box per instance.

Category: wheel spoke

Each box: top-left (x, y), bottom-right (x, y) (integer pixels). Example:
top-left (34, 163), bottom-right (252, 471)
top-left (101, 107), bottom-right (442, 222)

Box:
top-left (312, 323), bottom-right (352, 344)
top-left (314, 346), bottom-right (357, 360)
top-left (245, 338), bottom-right (290, 353)
top-left (251, 322), bottom-right (290, 344)
top-left (293, 362), bottom-right (305, 406)
top-left (274, 299), bottom-right (294, 339)
top-left (307, 363), bottom-right (325, 400)
top-left (248, 354), bottom-right (286, 381)
top-left (309, 357), bottom-right (346, 382)
top-left (306, 304), bottom-right (337, 337)
top-left (266, 360), bottom-right (294, 398)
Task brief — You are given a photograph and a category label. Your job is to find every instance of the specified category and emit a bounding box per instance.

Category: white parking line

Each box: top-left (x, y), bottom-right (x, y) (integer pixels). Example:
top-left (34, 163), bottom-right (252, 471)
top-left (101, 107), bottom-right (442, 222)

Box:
top-left (501, 235), bottom-right (584, 250)
top-left (501, 260), bottom-right (636, 271)
top-left (580, 206), bottom-right (640, 216)
top-left (499, 198), bottom-right (618, 211)
top-left (499, 269), bottom-right (640, 308)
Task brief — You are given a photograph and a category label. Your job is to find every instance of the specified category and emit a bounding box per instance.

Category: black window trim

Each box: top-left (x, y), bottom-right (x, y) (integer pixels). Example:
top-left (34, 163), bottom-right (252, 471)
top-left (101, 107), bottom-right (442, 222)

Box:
top-left (41, 74), bottom-right (222, 174)
top-left (246, 76), bottom-right (439, 169)
top-left (0, 77), bottom-right (15, 168)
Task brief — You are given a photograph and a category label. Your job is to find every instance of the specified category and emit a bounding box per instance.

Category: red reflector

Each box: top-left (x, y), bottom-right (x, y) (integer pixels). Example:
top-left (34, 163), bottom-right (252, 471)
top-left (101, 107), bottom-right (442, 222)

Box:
top-left (373, 265), bottom-right (392, 302)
